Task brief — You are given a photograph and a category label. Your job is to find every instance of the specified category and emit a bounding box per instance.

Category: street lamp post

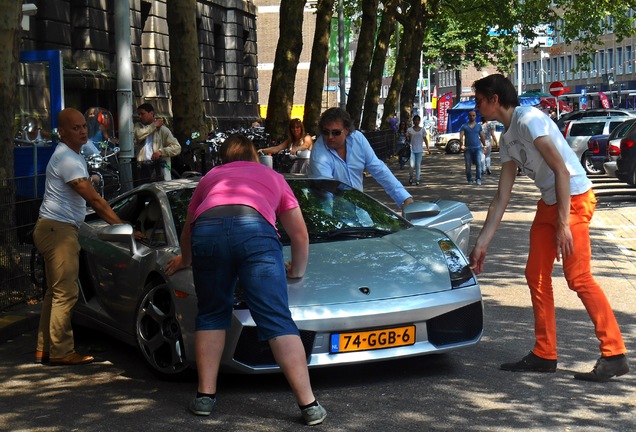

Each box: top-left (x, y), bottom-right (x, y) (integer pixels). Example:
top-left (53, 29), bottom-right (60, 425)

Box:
top-left (540, 50), bottom-right (550, 94)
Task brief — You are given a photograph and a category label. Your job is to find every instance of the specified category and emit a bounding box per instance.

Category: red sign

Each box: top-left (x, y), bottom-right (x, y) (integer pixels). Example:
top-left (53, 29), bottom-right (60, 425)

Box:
top-left (549, 81), bottom-right (568, 97)
top-left (437, 92), bottom-right (453, 133)
top-left (599, 92), bottom-right (610, 109)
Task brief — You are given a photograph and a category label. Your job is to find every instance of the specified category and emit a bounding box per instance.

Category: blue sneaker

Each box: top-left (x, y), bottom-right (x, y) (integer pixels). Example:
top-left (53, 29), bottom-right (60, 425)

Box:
top-left (301, 402), bottom-right (327, 426)
top-left (189, 396), bottom-right (216, 416)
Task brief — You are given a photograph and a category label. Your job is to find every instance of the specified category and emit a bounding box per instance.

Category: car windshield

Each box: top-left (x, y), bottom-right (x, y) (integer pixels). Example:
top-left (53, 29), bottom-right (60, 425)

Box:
top-left (280, 179), bottom-right (409, 245)
top-left (166, 187), bottom-right (196, 238)
top-left (165, 179), bottom-right (409, 245)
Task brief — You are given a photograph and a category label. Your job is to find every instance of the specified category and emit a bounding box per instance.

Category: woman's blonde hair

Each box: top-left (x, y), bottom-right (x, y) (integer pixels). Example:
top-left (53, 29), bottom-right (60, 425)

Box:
top-left (220, 134), bottom-right (258, 164)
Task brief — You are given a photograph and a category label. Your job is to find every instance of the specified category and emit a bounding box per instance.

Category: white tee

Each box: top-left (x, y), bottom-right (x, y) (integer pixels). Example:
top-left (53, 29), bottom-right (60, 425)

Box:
top-left (500, 106), bottom-right (591, 205)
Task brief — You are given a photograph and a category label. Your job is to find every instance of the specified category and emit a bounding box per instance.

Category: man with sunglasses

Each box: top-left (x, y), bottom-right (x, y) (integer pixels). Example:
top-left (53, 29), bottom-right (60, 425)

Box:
top-left (309, 108), bottom-right (413, 212)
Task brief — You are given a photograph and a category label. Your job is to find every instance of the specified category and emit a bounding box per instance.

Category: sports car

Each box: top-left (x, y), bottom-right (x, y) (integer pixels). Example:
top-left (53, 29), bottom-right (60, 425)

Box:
top-left (73, 177), bottom-right (482, 378)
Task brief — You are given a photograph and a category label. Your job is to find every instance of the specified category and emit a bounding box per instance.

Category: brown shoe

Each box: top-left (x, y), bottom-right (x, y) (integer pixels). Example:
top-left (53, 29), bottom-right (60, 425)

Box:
top-left (49, 352), bottom-right (94, 366)
top-left (34, 350), bottom-right (49, 364)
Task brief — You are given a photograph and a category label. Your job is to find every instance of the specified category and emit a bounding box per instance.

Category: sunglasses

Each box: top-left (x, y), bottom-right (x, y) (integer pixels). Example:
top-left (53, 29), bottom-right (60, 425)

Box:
top-left (321, 128), bottom-right (344, 137)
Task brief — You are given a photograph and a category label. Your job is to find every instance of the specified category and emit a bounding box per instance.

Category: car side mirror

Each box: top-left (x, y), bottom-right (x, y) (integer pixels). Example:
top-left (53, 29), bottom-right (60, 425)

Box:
top-left (98, 224), bottom-right (138, 255)
top-left (402, 201), bottom-right (441, 221)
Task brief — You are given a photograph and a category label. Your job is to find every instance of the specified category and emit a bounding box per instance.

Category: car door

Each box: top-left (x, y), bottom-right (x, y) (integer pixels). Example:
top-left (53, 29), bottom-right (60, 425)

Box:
top-left (80, 192), bottom-right (166, 330)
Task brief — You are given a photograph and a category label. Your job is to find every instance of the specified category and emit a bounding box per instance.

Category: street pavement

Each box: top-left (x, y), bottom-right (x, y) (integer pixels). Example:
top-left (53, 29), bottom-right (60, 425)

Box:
top-left (1, 149), bottom-right (635, 431)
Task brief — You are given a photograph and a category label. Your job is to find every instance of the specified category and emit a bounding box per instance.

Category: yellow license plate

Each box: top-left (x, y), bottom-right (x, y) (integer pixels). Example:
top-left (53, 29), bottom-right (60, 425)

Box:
top-left (330, 325), bottom-right (416, 353)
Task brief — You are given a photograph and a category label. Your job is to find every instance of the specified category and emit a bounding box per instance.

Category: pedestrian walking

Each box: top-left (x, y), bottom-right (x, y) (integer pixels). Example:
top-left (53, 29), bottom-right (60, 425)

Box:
top-left (459, 111), bottom-right (486, 185)
top-left (406, 115), bottom-right (430, 186)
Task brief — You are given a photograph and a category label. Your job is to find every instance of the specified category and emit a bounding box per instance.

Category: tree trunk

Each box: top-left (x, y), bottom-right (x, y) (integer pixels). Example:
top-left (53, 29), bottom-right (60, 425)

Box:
top-left (361, 1), bottom-right (398, 132)
top-left (266, 0), bottom-right (306, 142)
top-left (399, 15), bottom-right (426, 123)
top-left (166, 0), bottom-right (207, 173)
top-left (0, 2), bottom-right (22, 240)
top-left (345, 0), bottom-right (379, 129)
top-left (382, 1), bottom-right (421, 129)
top-left (303, 0), bottom-right (335, 137)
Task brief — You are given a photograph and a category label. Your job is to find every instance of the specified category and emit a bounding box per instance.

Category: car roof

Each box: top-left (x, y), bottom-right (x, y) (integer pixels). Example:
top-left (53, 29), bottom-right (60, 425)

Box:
top-left (566, 116), bottom-right (631, 124)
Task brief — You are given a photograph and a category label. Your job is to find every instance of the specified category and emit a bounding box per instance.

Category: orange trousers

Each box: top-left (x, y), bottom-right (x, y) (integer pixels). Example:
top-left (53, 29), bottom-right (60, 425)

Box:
top-left (525, 189), bottom-right (626, 360)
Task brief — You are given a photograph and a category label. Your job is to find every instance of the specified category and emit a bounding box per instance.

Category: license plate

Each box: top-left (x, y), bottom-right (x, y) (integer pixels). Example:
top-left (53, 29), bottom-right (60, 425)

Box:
top-left (330, 325), bottom-right (416, 353)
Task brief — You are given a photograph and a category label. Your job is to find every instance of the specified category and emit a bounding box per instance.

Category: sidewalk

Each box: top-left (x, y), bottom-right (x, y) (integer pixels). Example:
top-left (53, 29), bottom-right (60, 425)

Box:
top-left (0, 301), bottom-right (40, 344)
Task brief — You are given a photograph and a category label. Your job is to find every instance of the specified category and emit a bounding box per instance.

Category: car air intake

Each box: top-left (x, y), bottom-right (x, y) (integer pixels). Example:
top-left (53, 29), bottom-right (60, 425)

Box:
top-left (427, 302), bottom-right (483, 346)
top-left (233, 328), bottom-right (315, 368)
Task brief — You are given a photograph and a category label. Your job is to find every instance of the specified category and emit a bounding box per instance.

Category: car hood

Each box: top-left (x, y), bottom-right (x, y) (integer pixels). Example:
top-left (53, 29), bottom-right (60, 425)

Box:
top-left (285, 226), bottom-right (457, 307)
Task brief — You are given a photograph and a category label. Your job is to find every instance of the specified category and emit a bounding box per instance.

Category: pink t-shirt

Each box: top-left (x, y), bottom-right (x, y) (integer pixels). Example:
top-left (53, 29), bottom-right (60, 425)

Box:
top-left (188, 161), bottom-right (299, 228)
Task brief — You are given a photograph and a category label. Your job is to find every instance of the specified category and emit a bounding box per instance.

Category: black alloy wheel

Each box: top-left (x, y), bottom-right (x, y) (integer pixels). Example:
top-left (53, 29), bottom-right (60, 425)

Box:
top-left (135, 282), bottom-right (191, 379)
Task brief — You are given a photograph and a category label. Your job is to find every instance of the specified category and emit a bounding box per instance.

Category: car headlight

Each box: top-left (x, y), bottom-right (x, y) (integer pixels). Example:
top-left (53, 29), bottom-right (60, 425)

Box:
top-left (438, 239), bottom-right (476, 289)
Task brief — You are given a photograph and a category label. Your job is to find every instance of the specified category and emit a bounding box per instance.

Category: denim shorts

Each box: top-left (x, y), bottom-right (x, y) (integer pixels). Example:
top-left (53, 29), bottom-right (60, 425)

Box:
top-left (190, 214), bottom-right (299, 341)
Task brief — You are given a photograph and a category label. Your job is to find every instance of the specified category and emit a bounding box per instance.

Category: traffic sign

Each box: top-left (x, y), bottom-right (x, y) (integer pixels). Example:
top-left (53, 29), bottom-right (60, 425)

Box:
top-left (549, 81), bottom-right (568, 97)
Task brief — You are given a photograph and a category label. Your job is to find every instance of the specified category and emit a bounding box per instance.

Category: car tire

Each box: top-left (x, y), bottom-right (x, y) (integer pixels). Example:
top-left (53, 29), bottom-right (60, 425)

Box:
top-left (135, 282), bottom-right (192, 379)
top-left (582, 152), bottom-right (604, 175)
top-left (446, 140), bottom-right (461, 154)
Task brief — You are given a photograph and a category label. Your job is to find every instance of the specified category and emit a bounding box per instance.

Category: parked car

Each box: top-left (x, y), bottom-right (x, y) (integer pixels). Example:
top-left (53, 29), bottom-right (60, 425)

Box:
top-left (615, 122), bottom-right (636, 185)
top-left (435, 132), bottom-right (462, 153)
top-left (435, 122), bottom-right (503, 154)
top-left (65, 177), bottom-right (482, 378)
top-left (556, 108), bottom-right (635, 135)
top-left (563, 117), bottom-right (632, 169)
top-left (585, 119), bottom-right (636, 175)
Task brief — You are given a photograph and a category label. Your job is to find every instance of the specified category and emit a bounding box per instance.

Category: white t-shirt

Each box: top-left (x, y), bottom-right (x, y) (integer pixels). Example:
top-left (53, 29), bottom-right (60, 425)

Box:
top-left (407, 127), bottom-right (426, 153)
top-left (39, 142), bottom-right (90, 227)
top-left (500, 106), bottom-right (591, 205)
top-left (144, 135), bottom-right (154, 161)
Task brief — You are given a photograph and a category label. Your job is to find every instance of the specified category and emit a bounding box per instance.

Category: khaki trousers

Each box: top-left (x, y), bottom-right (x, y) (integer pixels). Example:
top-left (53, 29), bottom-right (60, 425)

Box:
top-left (33, 218), bottom-right (81, 358)
top-left (526, 189), bottom-right (626, 359)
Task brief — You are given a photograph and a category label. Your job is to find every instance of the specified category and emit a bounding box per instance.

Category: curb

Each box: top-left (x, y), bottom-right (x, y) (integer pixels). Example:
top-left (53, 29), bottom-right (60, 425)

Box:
top-left (0, 303), bottom-right (41, 344)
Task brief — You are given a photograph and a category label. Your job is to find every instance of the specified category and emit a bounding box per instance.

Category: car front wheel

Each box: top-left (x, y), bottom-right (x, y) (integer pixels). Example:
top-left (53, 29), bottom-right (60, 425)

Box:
top-left (446, 139), bottom-right (461, 154)
top-left (135, 282), bottom-right (191, 379)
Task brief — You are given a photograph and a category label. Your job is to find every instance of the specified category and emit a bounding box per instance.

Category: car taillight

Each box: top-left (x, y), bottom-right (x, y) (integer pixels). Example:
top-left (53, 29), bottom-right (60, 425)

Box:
top-left (620, 138), bottom-right (635, 153)
top-left (588, 139), bottom-right (600, 155)
top-left (608, 143), bottom-right (620, 157)
top-left (563, 121), bottom-right (571, 139)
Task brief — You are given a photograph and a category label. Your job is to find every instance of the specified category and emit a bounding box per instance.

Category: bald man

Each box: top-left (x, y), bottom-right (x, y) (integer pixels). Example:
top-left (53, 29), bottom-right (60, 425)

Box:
top-left (33, 108), bottom-right (124, 366)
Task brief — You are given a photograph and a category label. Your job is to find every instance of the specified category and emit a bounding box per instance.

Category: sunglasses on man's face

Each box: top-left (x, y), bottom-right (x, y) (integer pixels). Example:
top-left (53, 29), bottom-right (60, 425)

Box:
top-left (322, 129), bottom-right (344, 137)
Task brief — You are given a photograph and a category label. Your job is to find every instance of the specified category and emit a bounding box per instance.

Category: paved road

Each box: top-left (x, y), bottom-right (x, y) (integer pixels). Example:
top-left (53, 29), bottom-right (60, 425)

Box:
top-left (0, 150), bottom-right (634, 431)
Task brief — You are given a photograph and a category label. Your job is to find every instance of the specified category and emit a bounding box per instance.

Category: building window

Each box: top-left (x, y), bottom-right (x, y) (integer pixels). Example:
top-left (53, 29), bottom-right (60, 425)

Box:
top-left (617, 47), bottom-right (623, 74)
top-left (627, 46), bottom-right (633, 73)
top-left (574, 54), bottom-right (580, 79)
top-left (600, 50), bottom-right (605, 73)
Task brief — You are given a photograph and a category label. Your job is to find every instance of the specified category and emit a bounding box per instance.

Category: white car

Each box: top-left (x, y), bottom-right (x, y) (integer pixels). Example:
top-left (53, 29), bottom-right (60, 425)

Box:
top-left (435, 124), bottom-right (502, 154)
